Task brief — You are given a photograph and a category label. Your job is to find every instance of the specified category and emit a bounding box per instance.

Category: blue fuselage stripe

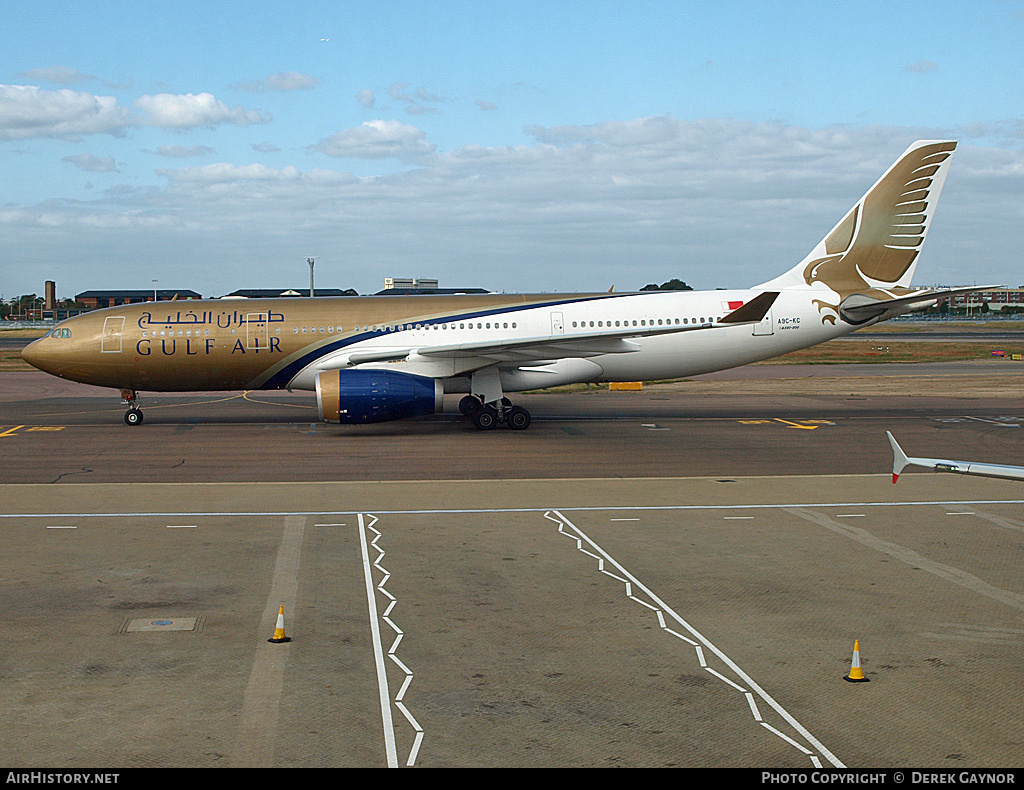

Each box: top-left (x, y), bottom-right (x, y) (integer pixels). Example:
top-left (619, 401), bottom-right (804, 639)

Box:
top-left (258, 294), bottom-right (618, 389)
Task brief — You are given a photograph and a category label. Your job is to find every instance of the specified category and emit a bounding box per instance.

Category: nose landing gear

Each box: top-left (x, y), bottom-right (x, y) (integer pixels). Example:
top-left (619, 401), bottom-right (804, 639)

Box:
top-left (121, 389), bottom-right (143, 425)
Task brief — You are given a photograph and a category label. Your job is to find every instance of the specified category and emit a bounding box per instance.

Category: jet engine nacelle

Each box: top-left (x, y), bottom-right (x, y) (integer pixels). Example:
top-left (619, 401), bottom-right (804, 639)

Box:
top-left (315, 369), bottom-right (444, 424)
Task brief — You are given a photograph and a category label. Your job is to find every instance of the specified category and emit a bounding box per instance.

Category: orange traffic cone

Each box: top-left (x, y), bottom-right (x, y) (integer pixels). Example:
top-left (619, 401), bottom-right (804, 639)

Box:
top-left (844, 639), bottom-right (869, 682)
top-left (268, 605), bottom-right (291, 643)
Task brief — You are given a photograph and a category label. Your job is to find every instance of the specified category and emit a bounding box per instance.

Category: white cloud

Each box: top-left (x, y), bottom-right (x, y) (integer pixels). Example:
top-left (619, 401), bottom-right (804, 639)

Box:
top-left (17, 65), bottom-right (96, 85)
top-left (62, 153), bottom-right (119, 172)
top-left (231, 71), bottom-right (319, 92)
top-left (251, 141), bottom-right (281, 153)
top-left (134, 92), bottom-right (271, 129)
top-left (905, 60), bottom-right (939, 73)
top-left (0, 85), bottom-right (270, 139)
top-left (156, 144), bottom-right (216, 158)
top-left (356, 89), bottom-right (375, 108)
top-left (0, 84), bottom-right (131, 140)
top-left (157, 163), bottom-right (305, 183)
top-left (3, 118), bottom-right (1022, 296)
top-left (476, 99), bottom-right (498, 112)
top-left (310, 119), bottom-right (436, 160)
top-left (388, 82), bottom-right (414, 103)
top-left (386, 82), bottom-right (444, 115)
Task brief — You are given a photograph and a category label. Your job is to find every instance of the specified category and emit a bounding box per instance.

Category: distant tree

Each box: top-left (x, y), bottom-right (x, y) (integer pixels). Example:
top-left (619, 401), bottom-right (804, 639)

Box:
top-left (639, 279), bottom-right (693, 291)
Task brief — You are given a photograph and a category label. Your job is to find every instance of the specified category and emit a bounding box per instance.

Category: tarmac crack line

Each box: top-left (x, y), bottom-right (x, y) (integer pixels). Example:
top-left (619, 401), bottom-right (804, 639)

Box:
top-left (363, 514), bottom-right (424, 767)
top-left (230, 514), bottom-right (305, 768)
top-left (786, 508), bottom-right (1024, 612)
top-left (544, 509), bottom-right (843, 769)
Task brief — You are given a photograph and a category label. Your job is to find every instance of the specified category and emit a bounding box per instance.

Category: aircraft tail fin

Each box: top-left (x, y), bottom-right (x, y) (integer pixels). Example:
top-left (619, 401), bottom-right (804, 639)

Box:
top-left (887, 431), bottom-right (911, 483)
top-left (759, 140), bottom-right (957, 297)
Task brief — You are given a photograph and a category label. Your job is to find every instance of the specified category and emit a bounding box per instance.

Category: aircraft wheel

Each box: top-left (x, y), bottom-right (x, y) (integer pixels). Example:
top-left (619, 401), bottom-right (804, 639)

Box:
top-left (473, 406), bottom-right (499, 430)
top-left (460, 395), bottom-right (483, 417)
top-left (507, 405), bottom-right (531, 430)
top-left (124, 408), bottom-right (144, 426)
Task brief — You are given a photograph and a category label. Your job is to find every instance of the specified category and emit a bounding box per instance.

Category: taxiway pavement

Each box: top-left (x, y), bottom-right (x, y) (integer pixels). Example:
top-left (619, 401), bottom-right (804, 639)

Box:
top-left (1, 366), bottom-right (1022, 768)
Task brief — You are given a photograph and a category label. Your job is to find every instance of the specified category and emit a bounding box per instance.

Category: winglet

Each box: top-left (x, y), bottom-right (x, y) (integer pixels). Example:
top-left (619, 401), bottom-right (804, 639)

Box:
top-left (887, 431), bottom-right (910, 483)
top-left (718, 291), bottom-right (779, 325)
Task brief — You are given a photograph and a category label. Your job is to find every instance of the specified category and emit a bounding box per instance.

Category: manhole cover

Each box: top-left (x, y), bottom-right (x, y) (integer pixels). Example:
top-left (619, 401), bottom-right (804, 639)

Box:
top-left (125, 617), bottom-right (198, 633)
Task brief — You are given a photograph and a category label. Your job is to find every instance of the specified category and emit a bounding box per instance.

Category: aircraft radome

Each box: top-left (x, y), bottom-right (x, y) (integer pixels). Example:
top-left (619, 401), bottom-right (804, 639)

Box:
top-left (23, 140), bottom-right (994, 430)
top-left (888, 432), bottom-right (1024, 483)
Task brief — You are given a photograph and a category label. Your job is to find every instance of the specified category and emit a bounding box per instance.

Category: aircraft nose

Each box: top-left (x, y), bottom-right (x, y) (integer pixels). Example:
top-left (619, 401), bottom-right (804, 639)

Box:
top-left (21, 336), bottom-right (53, 373)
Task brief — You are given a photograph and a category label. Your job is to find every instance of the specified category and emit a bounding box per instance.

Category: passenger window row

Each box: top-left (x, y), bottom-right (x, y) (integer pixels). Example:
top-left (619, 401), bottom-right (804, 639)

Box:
top-left (571, 316), bottom-right (721, 328)
top-left (138, 316), bottom-right (727, 341)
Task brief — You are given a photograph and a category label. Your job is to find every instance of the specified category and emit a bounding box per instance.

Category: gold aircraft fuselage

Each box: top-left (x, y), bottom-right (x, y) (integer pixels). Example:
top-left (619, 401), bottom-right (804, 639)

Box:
top-left (22, 293), bottom-right (605, 391)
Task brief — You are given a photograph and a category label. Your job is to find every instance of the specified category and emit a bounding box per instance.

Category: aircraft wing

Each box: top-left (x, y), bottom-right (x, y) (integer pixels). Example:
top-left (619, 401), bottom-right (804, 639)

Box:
top-left (887, 431), bottom-right (1024, 483)
top-left (841, 285), bottom-right (1004, 323)
top-left (345, 291), bottom-right (779, 366)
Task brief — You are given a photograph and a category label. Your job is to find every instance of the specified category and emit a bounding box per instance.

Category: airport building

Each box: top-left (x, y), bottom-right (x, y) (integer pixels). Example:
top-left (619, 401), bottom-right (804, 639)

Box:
top-left (383, 277), bottom-right (439, 290)
top-left (220, 288), bottom-right (357, 298)
top-left (377, 277), bottom-right (488, 296)
top-left (76, 289), bottom-right (203, 308)
top-left (933, 287), bottom-right (1024, 312)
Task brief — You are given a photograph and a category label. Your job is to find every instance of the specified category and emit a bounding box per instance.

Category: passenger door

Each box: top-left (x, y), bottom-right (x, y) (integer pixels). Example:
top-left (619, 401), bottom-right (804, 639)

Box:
top-left (752, 307), bottom-right (774, 336)
top-left (101, 316), bottom-right (125, 353)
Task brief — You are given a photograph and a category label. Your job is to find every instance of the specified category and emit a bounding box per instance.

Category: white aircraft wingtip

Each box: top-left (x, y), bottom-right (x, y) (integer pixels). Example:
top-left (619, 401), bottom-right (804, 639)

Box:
top-left (887, 431), bottom-right (909, 484)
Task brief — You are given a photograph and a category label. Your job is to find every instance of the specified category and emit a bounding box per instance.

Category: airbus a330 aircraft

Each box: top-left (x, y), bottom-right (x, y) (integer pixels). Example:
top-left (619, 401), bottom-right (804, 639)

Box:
top-left (23, 140), bottom-right (988, 430)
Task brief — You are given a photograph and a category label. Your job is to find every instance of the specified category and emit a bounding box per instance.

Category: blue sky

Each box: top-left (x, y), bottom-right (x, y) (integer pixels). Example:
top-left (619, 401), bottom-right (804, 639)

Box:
top-left (2, 0), bottom-right (1023, 299)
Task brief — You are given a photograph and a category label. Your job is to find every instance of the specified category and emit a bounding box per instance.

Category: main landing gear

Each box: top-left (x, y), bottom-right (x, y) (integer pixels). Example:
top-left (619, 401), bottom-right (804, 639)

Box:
top-left (459, 395), bottom-right (532, 431)
top-left (121, 388), bottom-right (143, 425)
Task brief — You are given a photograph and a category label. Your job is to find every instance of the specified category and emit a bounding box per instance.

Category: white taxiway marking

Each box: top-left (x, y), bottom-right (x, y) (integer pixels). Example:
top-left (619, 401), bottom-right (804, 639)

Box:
top-left (7, 497), bottom-right (1024, 521)
top-left (359, 513), bottom-right (398, 768)
top-left (963, 416), bottom-right (1020, 428)
top-left (365, 518), bottom-right (423, 767)
top-left (545, 509), bottom-right (845, 769)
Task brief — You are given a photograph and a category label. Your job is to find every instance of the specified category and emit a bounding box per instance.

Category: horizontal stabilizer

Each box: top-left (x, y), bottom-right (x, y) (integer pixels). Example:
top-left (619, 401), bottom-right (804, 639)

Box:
top-left (842, 285), bottom-right (1004, 324)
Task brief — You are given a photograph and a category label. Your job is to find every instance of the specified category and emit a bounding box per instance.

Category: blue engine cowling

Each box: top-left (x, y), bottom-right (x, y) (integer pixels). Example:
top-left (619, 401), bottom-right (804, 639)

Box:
top-left (315, 369), bottom-right (443, 424)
